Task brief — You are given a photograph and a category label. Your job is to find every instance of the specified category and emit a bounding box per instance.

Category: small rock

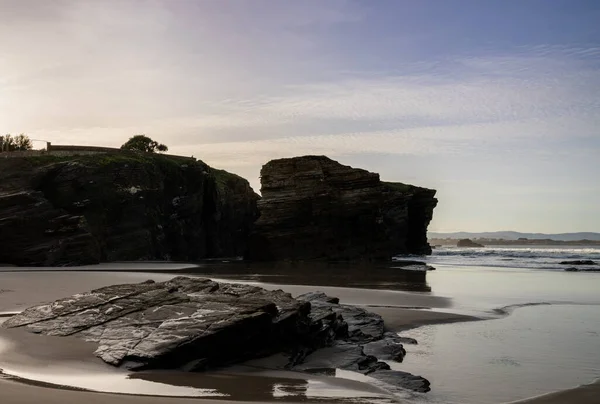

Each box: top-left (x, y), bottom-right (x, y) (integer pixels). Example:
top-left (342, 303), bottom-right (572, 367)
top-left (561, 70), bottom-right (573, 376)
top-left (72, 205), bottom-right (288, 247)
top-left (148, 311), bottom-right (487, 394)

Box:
top-left (559, 260), bottom-right (597, 266)
top-left (363, 337), bottom-right (407, 362)
top-left (457, 238), bottom-right (484, 247)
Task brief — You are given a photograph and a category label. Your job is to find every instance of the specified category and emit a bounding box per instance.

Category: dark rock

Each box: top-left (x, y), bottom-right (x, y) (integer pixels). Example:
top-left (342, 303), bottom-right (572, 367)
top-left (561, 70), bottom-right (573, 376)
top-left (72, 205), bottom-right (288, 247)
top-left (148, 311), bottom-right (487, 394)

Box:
top-left (4, 277), bottom-right (310, 369)
top-left (0, 191), bottom-right (100, 266)
top-left (385, 332), bottom-right (418, 345)
top-left (559, 260), bottom-right (597, 265)
top-left (382, 182), bottom-right (438, 256)
top-left (363, 336), bottom-right (407, 362)
top-left (293, 341), bottom-right (383, 373)
top-left (457, 238), bottom-right (484, 248)
top-left (0, 155), bottom-right (259, 266)
top-left (564, 267), bottom-right (599, 272)
top-left (245, 156), bottom-right (437, 261)
top-left (297, 292), bottom-right (384, 342)
top-left (391, 259), bottom-right (428, 266)
top-left (3, 278), bottom-right (430, 393)
top-left (294, 292), bottom-right (429, 392)
top-left (368, 370), bottom-right (431, 393)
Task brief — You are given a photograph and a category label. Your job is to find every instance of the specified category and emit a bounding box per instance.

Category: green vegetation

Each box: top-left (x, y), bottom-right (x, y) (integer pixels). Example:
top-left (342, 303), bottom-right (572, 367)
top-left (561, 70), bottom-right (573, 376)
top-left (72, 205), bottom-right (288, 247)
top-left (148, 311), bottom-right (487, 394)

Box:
top-left (0, 134), bottom-right (33, 151)
top-left (382, 181), bottom-right (415, 193)
top-left (120, 135), bottom-right (168, 153)
top-left (24, 152), bottom-right (189, 173)
top-left (211, 168), bottom-right (247, 191)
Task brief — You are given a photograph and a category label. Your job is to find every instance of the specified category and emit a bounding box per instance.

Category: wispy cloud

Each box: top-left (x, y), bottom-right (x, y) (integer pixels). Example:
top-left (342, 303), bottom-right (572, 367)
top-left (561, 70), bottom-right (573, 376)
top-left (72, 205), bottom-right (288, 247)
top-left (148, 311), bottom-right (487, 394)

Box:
top-left (1, 0), bottom-right (599, 232)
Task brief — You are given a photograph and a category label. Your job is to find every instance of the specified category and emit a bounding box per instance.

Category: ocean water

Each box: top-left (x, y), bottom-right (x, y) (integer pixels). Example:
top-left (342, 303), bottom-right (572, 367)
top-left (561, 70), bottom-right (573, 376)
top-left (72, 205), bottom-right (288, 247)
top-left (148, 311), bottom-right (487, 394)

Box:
top-left (397, 246), bottom-right (600, 404)
top-left (420, 245), bottom-right (600, 271)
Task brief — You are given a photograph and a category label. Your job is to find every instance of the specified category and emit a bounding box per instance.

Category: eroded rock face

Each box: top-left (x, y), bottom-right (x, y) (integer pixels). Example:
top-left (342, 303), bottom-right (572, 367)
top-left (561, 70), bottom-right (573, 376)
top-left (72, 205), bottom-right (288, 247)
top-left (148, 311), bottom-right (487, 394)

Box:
top-left (3, 277), bottom-right (430, 393)
top-left (246, 156), bottom-right (437, 261)
top-left (0, 155), bottom-right (259, 266)
top-left (0, 191), bottom-right (100, 266)
top-left (294, 292), bottom-right (430, 393)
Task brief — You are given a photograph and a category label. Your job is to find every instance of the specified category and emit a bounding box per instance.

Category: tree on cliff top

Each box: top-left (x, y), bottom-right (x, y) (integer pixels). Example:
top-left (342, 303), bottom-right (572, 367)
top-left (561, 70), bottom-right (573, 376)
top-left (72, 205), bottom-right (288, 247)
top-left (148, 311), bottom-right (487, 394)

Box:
top-left (0, 134), bottom-right (33, 152)
top-left (120, 135), bottom-right (168, 153)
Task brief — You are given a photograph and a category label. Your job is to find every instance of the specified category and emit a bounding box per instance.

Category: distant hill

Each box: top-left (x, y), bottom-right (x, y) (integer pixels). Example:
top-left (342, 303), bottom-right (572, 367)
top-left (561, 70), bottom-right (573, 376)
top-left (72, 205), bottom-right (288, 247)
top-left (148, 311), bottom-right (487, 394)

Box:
top-left (428, 231), bottom-right (600, 242)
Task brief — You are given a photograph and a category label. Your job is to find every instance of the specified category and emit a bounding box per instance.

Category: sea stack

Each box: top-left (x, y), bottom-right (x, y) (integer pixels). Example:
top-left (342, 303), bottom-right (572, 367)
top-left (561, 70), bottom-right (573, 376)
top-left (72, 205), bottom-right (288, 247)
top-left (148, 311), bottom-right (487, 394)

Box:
top-left (245, 156), bottom-right (437, 261)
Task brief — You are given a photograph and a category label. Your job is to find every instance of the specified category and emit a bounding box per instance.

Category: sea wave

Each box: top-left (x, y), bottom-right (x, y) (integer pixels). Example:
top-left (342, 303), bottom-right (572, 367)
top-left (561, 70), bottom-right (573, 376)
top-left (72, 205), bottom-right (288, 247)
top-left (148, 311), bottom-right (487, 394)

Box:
top-left (414, 246), bottom-right (600, 271)
top-left (491, 302), bottom-right (552, 316)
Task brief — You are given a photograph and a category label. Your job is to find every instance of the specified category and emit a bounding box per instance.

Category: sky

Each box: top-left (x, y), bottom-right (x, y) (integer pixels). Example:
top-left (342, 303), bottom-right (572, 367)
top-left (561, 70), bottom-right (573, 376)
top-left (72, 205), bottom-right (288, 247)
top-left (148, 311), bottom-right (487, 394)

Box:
top-left (1, 0), bottom-right (599, 233)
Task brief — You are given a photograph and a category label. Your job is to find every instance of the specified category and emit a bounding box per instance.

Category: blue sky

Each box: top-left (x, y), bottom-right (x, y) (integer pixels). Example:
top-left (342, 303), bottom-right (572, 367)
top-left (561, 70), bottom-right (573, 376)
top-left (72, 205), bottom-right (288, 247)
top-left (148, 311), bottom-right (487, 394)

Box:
top-left (1, 0), bottom-right (599, 232)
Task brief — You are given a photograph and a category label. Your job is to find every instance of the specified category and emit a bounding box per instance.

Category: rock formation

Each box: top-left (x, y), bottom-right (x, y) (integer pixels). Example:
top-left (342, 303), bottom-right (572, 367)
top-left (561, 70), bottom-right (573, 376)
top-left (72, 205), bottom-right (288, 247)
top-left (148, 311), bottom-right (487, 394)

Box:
top-left (563, 260), bottom-right (599, 272)
top-left (246, 156), bottom-right (437, 261)
top-left (0, 154), bottom-right (259, 266)
top-left (3, 277), bottom-right (430, 393)
top-left (559, 260), bottom-right (597, 266)
top-left (456, 238), bottom-right (484, 248)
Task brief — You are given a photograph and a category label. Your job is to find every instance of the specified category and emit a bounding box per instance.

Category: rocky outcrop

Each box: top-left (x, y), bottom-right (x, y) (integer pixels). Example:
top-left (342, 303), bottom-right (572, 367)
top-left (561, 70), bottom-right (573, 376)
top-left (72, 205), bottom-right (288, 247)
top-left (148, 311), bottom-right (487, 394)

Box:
top-left (564, 267), bottom-right (599, 272)
top-left (559, 260), bottom-right (597, 266)
top-left (245, 156), bottom-right (437, 261)
top-left (3, 277), bottom-right (430, 393)
top-left (457, 238), bottom-right (484, 248)
top-left (0, 154), bottom-right (259, 266)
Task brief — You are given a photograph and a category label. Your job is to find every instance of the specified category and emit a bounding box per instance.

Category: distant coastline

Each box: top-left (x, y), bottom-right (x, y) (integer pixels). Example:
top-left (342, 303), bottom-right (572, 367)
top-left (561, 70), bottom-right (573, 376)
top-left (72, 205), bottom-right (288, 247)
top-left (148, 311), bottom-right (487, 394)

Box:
top-left (428, 231), bottom-right (600, 242)
top-left (429, 238), bottom-right (600, 246)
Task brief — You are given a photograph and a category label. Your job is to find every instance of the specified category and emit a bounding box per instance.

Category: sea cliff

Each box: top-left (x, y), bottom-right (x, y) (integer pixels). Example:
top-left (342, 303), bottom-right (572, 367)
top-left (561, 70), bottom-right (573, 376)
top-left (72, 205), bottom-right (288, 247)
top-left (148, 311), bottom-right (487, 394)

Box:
top-left (0, 154), bottom-right (259, 266)
top-left (0, 154), bottom-right (437, 266)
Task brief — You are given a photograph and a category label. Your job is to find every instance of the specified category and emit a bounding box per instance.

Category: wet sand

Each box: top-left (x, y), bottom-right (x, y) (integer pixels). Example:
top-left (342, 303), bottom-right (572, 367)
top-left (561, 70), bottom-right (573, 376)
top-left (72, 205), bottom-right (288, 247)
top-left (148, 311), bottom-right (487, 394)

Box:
top-left (508, 380), bottom-right (600, 404)
top-left (368, 306), bottom-right (479, 331)
top-left (0, 324), bottom-right (395, 402)
top-left (2, 267), bottom-right (593, 404)
top-left (0, 378), bottom-right (241, 404)
top-left (0, 269), bottom-right (451, 313)
top-left (0, 268), bottom-right (467, 403)
top-left (2, 376), bottom-right (599, 404)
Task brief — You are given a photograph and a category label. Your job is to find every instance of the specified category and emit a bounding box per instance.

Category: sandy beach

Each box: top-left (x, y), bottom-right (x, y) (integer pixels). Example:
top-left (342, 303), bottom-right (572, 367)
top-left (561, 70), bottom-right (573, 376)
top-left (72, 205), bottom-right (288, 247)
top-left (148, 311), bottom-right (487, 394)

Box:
top-left (2, 358), bottom-right (599, 404)
top-left (1, 268), bottom-right (598, 404)
top-left (0, 268), bottom-right (468, 404)
top-left (508, 380), bottom-right (600, 404)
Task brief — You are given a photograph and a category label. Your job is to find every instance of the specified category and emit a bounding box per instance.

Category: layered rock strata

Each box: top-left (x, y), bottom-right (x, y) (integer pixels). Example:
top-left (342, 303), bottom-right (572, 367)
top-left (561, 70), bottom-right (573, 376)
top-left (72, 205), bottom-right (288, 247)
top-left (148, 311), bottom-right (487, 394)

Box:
top-left (0, 155), bottom-right (259, 266)
top-left (246, 156), bottom-right (437, 261)
top-left (3, 277), bottom-right (430, 393)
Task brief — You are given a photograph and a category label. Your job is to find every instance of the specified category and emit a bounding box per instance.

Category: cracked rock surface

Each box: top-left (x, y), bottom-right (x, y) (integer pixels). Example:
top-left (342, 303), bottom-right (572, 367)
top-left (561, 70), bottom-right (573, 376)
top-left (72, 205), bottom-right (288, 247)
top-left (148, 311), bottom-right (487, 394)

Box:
top-left (3, 277), bottom-right (430, 392)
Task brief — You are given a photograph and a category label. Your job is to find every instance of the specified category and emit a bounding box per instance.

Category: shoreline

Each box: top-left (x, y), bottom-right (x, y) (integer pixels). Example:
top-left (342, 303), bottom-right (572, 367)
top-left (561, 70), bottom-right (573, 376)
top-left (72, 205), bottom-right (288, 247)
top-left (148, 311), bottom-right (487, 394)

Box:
top-left (506, 379), bottom-right (600, 404)
top-left (0, 305), bottom-right (474, 402)
top-left (1, 268), bottom-right (598, 404)
top-left (0, 269), bottom-right (474, 404)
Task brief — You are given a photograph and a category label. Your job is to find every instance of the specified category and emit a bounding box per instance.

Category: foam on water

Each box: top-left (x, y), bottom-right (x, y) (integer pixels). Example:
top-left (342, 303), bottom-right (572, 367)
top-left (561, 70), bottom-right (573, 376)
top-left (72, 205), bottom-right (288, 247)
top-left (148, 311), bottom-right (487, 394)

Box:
top-left (413, 245), bottom-right (600, 271)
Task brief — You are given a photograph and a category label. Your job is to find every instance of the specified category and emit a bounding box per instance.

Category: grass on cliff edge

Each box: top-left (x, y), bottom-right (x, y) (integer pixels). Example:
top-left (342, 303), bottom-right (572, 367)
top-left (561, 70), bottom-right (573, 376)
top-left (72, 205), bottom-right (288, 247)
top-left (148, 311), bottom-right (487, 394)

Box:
top-left (382, 181), bottom-right (416, 193)
top-left (22, 153), bottom-right (250, 193)
top-left (24, 152), bottom-right (194, 167)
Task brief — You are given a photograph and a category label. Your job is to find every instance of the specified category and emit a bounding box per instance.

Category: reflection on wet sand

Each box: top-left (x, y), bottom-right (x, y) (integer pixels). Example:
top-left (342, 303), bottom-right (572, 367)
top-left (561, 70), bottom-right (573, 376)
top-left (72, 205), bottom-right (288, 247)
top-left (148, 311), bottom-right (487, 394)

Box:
top-left (0, 261), bottom-right (445, 403)
top-left (177, 261), bottom-right (432, 292)
top-left (131, 368), bottom-right (392, 402)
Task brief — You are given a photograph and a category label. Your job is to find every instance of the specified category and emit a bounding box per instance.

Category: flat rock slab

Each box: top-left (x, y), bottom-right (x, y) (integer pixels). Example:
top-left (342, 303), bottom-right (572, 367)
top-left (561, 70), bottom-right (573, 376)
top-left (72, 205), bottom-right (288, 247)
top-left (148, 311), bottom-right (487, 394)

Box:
top-left (3, 277), bottom-right (309, 370)
top-left (3, 277), bottom-right (431, 393)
